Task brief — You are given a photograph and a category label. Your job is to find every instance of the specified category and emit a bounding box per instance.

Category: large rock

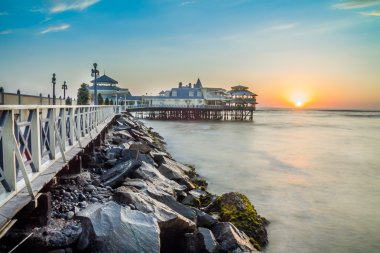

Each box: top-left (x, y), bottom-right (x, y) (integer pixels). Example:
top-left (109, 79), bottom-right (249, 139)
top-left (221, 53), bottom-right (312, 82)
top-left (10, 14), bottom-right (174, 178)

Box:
top-left (211, 222), bottom-right (258, 253)
top-left (129, 143), bottom-right (152, 154)
top-left (198, 227), bottom-right (218, 253)
top-left (157, 158), bottom-right (195, 189)
top-left (132, 162), bottom-right (186, 195)
top-left (218, 192), bottom-right (268, 250)
top-left (100, 160), bottom-right (142, 187)
top-left (77, 202), bottom-right (160, 253)
top-left (114, 186), bottom-right (196, 252)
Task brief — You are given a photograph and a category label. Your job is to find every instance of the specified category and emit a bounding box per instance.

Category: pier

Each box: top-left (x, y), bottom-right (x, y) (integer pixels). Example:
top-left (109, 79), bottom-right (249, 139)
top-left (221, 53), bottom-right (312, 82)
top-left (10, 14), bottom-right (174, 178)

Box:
top-left (125, 105), bottom-right (255, 121)
top-left (0, 105), bottom-right (119, 236)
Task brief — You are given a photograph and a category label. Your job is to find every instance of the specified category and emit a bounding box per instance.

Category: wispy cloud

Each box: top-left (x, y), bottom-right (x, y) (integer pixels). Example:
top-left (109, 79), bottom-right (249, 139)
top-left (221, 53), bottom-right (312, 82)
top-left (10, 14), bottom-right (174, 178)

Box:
top-left (0, 11), bottom-right (8, 16)
top-left (360, 9), bottom-right (380, 15)
top-left (0, 30), bottom-right (12, 35)
top-left (180, 1), bottom-right (195, 6)
top-left (41, 24), bottom-right (70, 34)
top-left (50, 0), bottom-right (100, 13)
top-left (333, 0), bottom-right (380, 9)
top-left (266, 23), bottom-right (297, 31)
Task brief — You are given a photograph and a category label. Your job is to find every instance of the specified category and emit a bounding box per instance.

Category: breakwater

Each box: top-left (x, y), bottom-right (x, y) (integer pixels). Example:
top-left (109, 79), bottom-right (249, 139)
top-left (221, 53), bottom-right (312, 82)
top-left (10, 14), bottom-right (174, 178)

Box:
top-left (0, 113), bottom-right (268, 253)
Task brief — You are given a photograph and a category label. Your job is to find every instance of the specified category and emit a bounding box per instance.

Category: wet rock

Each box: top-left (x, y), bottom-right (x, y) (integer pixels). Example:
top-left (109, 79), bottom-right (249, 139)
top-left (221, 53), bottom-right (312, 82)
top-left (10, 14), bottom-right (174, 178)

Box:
top-left (183, 231), bottom-right (205, 253)
top-left (67, 211), bottom-right (74, 220)
top-left (158, 162), bottom-right (195, 190)
top-left (84, 185), bottom-right (97, 193)
top-left (129, 143), bottom-right (152, 154)
top-left (193, 209), bottom-right (218, 228)
top-left (218, 192), bottom-right (268, 249)
top-left (77, 202), bottom-right (160, 253)
top-left (211, 222), bottom-right (258, 253)
top-left (198, 227), bottom-right (218, 253)
top-left (121, 149), bottom-right (139, 160)
top-left (49, 249), bottom-right (65, 253)
top-left (137, 154), bottom-right (157, 167)
top-left (114, 186), bottom-right (195, 252)
top-left (100, 160), bottom-right (142, 187)
top-left (131, 162), bottom-right (186, 195)
top-left (182, 195), bottom-right (198, 206)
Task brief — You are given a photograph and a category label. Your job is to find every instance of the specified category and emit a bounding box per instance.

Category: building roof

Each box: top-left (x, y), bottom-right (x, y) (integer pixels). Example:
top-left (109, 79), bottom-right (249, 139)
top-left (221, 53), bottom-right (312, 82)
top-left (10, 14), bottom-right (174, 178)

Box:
top-left (91, 74), bottom-right (118, 84)
top-left (231, 85), bottom-right (248, 90)
top-left (170, 87), bottom-right (204, 99)
top-left (194, 78), bottom-right (203, 88)
top-left (229, 90), bottom-right (257, 96)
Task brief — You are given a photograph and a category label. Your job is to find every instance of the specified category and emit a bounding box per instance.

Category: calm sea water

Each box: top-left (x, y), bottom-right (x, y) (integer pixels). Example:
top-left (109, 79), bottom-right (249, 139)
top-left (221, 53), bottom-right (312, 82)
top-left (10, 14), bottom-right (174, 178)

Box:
top-left (142, 109), bottom-right (380, 253)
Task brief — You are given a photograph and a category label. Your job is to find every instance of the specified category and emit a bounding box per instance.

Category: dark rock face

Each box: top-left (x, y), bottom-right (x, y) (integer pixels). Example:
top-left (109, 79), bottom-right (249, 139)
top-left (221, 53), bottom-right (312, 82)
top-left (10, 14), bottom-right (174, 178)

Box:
top-left (211, 222), bottom-right (258, 253)
top-left (198, 227), bottom-right (218, 253)
top-left (77, 202), bottom-right (160, 253)
top-left (217, 192), bottom-right (268, 250)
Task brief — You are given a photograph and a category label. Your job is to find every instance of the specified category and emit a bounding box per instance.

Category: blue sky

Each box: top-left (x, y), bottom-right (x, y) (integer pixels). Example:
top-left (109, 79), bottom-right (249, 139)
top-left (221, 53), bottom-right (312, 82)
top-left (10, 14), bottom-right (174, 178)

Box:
top-left (0, 0), bottom-right (379, 108)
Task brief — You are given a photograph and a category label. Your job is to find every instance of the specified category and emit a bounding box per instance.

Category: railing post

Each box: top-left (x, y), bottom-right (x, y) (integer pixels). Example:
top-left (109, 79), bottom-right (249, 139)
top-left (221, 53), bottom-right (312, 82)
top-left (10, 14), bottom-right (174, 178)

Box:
top-left (2, 110), bottom-right (16, 191)
top-left (61, 108), bottom-right (67, 151)
top-left (30, 108), bottom-right (41, 172)
top-left (48, 108), bottom-right (56, 159)
top-left (68, 108), bottom-right (74, 145)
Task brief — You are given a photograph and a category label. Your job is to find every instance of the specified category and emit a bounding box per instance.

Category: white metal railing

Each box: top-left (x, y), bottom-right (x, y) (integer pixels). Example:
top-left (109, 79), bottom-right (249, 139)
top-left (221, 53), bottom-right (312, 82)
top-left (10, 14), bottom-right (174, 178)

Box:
top-left (125, 104), bottom-right (255, 109)
top-left (0, 105), bottom-right (119, 207)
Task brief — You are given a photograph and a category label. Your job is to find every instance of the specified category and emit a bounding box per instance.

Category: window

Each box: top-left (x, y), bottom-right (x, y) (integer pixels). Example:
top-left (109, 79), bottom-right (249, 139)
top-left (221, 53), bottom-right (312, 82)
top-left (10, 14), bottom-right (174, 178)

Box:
top-left (172, 91), bottom-right (177, 97)
top-left (197, 91), bottom-right (202, 97)
top-left (189, 91), bottom-right (194, 97)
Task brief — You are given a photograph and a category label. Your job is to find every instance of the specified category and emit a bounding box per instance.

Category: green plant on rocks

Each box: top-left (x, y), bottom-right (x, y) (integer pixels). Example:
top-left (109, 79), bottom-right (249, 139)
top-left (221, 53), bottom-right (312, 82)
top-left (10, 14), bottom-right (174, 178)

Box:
top-left (212, 192), bottom-right (268, 250)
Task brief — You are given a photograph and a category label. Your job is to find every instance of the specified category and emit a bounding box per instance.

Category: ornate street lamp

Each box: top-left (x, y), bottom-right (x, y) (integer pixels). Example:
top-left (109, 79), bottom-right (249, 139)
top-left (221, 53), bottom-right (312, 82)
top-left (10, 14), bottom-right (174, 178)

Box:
top-left (52, 73), bottom-right (56, 105)
top-left (91, 63), bottom-right (99, 105)
top-left (62, 81), bottom-right (68, 99)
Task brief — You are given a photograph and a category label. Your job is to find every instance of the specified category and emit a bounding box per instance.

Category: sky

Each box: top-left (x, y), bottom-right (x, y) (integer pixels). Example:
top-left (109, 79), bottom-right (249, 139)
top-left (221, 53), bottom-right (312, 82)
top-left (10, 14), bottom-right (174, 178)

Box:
top-left (0, 0), bottom-right (379, 109)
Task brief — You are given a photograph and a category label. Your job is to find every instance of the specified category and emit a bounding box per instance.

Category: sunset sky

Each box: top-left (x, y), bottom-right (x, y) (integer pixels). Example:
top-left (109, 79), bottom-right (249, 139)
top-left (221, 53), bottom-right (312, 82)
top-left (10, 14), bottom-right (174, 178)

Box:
top-left (0, 0), bottom-right (379, 109)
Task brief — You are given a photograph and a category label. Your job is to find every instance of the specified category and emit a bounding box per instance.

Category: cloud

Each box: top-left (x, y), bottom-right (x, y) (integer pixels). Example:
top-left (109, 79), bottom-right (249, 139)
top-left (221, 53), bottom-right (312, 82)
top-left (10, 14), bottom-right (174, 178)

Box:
top-left (267, 23), bottom-right (297, 31)
top-left (50, 0), bottom-right (100, 13)
top-left (333, 0), bottom-right (380, 9)
top-left (41, 24), bottom-right (70, 34)
top-left (180, 1), bottom-right (195, 6)
top-left (360, 10), bottom-right (380, 15)
top-left (0, 30), bottom-right (12, 35)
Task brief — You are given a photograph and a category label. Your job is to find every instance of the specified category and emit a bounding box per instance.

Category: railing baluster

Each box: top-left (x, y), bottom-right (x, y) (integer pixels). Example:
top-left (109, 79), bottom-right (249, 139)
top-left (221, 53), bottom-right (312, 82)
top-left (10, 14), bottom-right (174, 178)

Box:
top-left (31, 109), bottom-right (41, 172)
top-left (48, 108), bottom-right (56, 159)
top-left (2, 110), bottom-right (16, 191)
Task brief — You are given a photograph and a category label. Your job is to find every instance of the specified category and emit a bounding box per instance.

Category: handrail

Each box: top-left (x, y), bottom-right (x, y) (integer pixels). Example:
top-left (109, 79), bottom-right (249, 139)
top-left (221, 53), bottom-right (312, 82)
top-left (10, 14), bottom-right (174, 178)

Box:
top-left (0, 105), bottom-right (120, 207)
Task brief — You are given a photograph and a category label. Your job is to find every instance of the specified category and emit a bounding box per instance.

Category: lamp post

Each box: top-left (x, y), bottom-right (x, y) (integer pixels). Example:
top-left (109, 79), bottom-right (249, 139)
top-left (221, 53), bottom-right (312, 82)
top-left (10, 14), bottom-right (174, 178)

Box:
top-left (62, 81), bottom-right (68, 99)
top-left (52, 73), bottom-right (56, 105)
top-left (91, 63), bottom-right (99, 105)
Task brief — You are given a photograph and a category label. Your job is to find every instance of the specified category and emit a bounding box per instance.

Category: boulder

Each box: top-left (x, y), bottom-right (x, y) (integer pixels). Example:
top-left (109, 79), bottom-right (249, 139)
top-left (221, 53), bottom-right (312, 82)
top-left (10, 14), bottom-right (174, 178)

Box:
top-left (157, 162), bottom-right (195, 190)
top-left (137, 154), bottom-right (158, 167)
top-left (114, 187), bottom-right (196, 252)
top-left (218, 192), bottom-right (268, 250)
top-left (132, 162), bottom-right (186, 195)
top-left (211, 222), bottom-right (258, 253)
top-left (129, 143), bottom-right (152, 154)
top-left (77, 202), bottom-right (160, 253)
top-left (193, 209), bottom-right (218, 228)
top-left (198, 227), bottom-right (218, 253)
top-left (100, 160), bottom-right (142, 187)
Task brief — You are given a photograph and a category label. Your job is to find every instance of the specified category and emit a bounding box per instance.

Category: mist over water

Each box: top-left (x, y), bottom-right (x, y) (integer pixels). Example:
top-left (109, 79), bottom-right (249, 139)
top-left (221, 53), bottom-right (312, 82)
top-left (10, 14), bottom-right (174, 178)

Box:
top-left (143, 110), bottom-right (380, 253)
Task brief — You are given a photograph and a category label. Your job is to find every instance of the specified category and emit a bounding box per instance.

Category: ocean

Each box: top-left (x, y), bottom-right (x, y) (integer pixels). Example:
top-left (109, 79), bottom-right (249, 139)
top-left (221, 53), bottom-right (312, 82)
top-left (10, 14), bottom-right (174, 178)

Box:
top-left (142, 109), bottom-right (380, 253)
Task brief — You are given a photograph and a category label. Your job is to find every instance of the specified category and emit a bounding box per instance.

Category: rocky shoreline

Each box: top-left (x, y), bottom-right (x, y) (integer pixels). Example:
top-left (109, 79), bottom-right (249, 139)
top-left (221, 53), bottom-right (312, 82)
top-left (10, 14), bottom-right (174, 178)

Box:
top-left (0, 114), bottom-right (268, 253)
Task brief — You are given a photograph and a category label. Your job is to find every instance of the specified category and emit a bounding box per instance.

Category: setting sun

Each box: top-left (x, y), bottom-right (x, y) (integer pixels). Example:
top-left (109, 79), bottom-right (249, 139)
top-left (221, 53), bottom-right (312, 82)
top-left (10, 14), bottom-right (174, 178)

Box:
top-left (295, 101), bottom-right (303, 107)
